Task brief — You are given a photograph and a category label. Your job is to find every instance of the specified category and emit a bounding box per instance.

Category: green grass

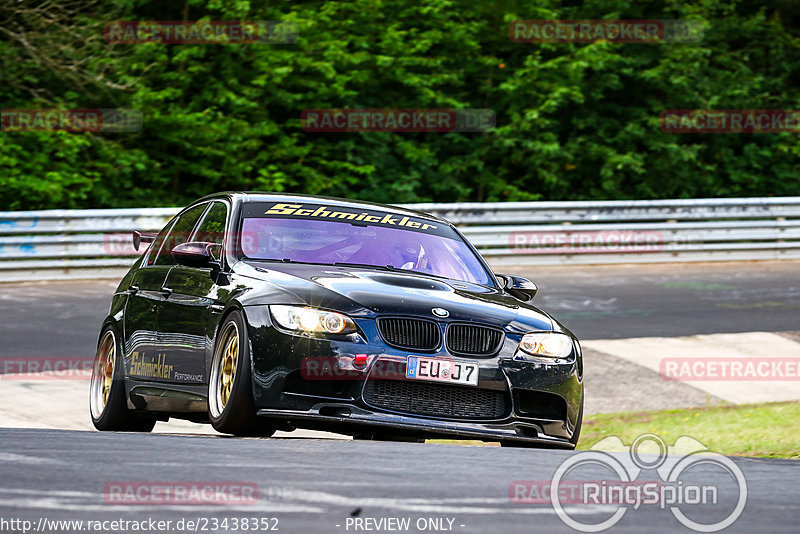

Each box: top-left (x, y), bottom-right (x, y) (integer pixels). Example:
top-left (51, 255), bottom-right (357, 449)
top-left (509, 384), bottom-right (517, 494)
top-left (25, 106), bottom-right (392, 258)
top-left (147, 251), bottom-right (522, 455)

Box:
top-left (427, 402), bottom-right (800, 458)
top-left (579, 401), bottom-right (800, 459)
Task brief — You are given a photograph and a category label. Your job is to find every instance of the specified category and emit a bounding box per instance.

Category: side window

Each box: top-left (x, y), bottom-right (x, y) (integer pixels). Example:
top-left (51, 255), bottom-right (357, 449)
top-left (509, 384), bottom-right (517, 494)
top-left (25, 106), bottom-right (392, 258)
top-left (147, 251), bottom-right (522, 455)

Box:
top-left (153, 203), bottom-right (208, 266)
top-left (192, 201), bottom-right (228, 246)
top-left (145, 219), bottom-right (177, 266)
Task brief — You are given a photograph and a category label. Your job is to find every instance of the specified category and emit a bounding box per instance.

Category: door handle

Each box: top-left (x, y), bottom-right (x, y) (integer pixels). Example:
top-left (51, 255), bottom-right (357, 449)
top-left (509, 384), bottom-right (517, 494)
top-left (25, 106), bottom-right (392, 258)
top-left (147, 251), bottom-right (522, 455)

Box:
top-left (128, 285), bottom-right (139, 295)
top-left (160, 286), bottom-right (173, 296)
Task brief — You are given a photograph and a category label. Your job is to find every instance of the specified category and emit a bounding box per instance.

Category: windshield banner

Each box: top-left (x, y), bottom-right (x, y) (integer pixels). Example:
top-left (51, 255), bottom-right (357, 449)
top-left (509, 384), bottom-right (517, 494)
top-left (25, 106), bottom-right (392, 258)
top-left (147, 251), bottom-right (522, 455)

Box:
top-left (242, 202), bottom-right (449, 236)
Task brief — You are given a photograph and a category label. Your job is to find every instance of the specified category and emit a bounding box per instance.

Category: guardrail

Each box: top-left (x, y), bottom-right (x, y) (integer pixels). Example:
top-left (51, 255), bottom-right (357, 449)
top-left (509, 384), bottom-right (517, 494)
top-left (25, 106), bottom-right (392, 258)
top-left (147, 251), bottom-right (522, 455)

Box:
top-left (1, 198), bottom-right (799, 281)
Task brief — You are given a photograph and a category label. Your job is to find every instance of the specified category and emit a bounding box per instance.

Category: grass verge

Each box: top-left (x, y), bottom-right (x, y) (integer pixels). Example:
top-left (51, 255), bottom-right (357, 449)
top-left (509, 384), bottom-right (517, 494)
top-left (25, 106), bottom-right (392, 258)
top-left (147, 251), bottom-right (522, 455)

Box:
top-left (579, 401), bottom-right (800, 459)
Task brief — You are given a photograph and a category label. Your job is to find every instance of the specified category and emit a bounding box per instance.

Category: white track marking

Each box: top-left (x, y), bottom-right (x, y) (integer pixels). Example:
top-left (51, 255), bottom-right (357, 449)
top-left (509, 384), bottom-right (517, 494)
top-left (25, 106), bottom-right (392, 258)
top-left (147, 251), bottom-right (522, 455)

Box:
top-left (584, 332), bottom-right (800, 403)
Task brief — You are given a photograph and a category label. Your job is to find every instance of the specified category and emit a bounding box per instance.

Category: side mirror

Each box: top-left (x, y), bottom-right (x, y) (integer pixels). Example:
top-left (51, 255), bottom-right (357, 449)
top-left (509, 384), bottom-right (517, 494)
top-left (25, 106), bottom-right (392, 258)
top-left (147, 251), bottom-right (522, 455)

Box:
top-left (496, 273), bottom-right (538, 301)
top-left (171, 242), bottom-right (220, 269)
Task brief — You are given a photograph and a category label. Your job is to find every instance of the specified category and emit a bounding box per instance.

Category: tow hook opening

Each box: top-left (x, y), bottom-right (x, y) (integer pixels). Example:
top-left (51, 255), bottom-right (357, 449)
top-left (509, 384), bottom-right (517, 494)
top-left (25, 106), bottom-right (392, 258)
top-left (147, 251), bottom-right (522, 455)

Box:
top-left (515, 426), bottom-right (539, 439)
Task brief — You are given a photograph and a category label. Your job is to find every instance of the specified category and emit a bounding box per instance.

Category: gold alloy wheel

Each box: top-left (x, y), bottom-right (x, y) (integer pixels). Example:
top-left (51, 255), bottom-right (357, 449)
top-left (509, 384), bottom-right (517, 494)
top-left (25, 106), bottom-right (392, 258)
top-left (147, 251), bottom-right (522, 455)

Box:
top-left (210, 321), bottom-right (240, 418)
top-left (90, 330), bottom-right (116, 419)
top-left (219, 326), bottom-right (239, 407)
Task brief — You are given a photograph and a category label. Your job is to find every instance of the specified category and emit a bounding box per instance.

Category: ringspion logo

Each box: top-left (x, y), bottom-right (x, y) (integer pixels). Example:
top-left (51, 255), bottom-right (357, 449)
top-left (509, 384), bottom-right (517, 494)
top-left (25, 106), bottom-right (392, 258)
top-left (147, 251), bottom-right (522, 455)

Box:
top-left (537, 434), bottom-right (747, 532)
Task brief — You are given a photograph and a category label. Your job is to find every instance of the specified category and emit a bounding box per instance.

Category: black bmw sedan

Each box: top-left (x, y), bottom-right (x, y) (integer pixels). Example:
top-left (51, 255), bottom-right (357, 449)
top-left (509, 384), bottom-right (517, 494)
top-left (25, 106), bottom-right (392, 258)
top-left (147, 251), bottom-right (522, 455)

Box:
top-left (90, 192), bottom-right (584, 448)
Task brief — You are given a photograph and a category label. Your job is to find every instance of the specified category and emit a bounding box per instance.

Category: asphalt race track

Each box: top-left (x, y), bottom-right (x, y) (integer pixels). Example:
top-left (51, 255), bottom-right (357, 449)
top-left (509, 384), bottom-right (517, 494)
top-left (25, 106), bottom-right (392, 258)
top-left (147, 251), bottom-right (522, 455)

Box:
top-left (1, 428), bottom-right (798, 534)
top-left (1, 261), bottom-right (799, 533)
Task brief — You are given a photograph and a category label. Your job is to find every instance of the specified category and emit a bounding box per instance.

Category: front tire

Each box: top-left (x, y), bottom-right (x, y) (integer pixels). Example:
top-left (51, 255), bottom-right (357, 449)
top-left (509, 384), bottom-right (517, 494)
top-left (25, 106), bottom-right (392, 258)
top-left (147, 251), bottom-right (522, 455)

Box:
top-left (208, 311), bottom-right (275, 436)
top-left (90, 326), bottom-right (156, 432)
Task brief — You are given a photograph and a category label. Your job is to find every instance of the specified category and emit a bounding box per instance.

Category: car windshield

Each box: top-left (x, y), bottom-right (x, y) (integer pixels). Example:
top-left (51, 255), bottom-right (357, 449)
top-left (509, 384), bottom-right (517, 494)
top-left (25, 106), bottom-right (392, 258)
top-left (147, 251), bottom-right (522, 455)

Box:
top-left (239, 202), bottom-right (492, 286)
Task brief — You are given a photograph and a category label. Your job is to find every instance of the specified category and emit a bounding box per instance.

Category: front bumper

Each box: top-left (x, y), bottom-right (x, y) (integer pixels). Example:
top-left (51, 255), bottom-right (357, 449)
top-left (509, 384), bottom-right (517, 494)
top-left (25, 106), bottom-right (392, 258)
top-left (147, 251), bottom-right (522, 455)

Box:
top-left (244, 306), bottom-right (583, 446)
top-left (256, 404), bottom-right (574, 448)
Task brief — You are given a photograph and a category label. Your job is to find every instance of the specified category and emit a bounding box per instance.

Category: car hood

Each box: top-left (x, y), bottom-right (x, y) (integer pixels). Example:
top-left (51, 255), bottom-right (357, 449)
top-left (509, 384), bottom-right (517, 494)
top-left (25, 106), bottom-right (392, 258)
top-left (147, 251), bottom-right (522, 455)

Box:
top-left (234, 261), bottom-right (553, 333)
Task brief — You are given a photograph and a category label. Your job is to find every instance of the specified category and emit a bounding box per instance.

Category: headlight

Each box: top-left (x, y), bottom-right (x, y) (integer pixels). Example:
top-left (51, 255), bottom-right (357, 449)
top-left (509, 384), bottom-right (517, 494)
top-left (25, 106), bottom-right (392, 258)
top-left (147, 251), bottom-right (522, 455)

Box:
top-left (518, 332), bottom-right (574, 358)
top-left (269, 305), bottom-right (357, 335)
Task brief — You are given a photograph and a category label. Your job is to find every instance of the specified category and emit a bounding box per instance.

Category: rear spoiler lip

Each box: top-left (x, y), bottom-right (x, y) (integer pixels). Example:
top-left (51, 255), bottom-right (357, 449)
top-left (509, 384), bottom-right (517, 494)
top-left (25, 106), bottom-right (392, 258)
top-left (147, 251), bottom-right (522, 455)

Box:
top-left (132, 230), bottom-right (158, 251)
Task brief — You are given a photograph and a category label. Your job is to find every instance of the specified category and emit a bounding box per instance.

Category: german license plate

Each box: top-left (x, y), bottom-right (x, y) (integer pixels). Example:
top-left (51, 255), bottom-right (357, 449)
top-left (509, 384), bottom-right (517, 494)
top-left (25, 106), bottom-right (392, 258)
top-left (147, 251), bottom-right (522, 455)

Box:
top-left (405, 356), bottom-right (478, 386)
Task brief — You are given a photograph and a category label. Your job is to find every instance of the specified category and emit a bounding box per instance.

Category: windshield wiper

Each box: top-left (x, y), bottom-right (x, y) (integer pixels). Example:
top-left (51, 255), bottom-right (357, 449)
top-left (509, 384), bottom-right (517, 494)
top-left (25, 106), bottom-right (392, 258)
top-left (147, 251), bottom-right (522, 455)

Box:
top-left (333, 262), bottom-right (398, 272)
top-left (248, 258), bottom-right (323, 265)
top-left (250, 259), bottom-right (399, 271)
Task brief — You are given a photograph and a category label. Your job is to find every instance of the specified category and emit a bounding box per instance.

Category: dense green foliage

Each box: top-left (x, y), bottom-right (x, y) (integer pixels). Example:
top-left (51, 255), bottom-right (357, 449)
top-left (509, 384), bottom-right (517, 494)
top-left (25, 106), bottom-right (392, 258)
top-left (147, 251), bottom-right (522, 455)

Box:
top-left (1, 0), bottom-right (799, 210)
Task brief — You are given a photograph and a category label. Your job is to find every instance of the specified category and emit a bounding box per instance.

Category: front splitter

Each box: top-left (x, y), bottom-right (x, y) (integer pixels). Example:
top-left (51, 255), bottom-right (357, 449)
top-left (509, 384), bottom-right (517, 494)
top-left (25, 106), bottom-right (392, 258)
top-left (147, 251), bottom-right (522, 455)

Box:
top-left (256, 404), bottom-right (574, 449)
